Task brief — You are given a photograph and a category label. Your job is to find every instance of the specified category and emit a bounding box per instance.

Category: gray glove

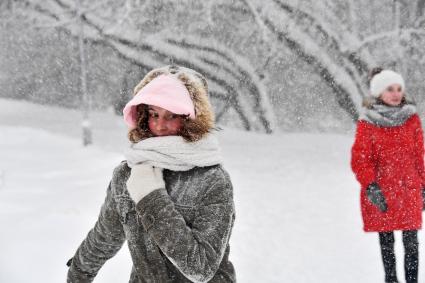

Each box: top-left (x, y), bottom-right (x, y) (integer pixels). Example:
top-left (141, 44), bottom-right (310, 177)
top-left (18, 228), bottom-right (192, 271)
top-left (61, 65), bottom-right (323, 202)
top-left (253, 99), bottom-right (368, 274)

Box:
top-left (366, 182), bottom-right (387, 212)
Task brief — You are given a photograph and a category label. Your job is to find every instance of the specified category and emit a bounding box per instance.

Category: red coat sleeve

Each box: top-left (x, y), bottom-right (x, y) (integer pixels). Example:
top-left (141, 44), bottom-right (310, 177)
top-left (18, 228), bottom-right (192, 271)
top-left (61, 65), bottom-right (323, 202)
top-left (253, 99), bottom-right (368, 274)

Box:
top-left (412, 115), bottom-right (425, 187)
top-left (351, 121), bottom-right (376, 189)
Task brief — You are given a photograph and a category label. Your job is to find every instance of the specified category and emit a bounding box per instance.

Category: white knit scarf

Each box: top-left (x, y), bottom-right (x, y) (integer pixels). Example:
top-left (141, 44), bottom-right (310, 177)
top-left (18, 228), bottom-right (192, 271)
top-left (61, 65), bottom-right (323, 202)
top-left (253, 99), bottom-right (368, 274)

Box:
top-left (124, 134), bottom-right (223, 171)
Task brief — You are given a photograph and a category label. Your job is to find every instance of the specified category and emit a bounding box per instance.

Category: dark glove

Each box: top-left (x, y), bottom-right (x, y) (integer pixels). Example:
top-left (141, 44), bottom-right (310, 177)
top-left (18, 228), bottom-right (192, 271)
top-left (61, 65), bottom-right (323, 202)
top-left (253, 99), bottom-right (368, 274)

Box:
top-left (66, 258), bottom-right (72, 267)
top-left (366, 182), bottom-right (387, 212)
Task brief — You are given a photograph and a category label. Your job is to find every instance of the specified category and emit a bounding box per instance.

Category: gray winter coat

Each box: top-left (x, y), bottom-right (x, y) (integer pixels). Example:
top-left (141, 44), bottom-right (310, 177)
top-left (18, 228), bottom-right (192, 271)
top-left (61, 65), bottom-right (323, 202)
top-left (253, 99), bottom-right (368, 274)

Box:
top-left (67, 161), bottom-right (236, 283)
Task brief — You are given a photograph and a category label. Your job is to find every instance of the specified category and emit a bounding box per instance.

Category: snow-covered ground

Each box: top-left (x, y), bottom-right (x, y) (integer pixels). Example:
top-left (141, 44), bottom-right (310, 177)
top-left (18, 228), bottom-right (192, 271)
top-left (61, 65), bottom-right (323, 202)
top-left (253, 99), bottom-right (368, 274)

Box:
top-left (0, 98), bottom-right (423, 282)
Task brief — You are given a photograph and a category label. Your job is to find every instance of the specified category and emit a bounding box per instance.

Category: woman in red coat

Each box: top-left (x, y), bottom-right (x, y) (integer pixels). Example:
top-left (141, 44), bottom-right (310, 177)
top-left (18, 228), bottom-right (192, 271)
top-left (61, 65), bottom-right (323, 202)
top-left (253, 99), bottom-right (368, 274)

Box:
top-left (351, 68), bottom-right (425, 283)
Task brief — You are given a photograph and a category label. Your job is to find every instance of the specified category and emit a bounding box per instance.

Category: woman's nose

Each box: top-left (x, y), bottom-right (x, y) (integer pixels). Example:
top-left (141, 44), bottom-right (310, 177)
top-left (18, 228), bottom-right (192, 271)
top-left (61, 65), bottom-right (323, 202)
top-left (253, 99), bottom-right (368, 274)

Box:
top-left (156, 118), bottom-right (167, 130)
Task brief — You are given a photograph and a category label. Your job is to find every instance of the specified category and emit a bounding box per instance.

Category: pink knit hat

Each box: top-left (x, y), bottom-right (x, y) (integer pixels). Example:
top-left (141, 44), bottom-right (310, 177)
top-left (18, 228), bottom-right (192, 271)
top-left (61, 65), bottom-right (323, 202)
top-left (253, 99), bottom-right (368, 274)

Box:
top-left (123, 74), bottom-right (195, 128)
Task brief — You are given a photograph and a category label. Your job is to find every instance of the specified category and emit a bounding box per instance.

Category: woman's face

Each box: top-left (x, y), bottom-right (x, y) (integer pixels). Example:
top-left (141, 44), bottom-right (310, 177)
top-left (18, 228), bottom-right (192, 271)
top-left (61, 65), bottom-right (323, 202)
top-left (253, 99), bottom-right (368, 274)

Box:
top-left (379, 83), bottom-right (404, 106)
top-left (147, 105), bottom-right (184, 137)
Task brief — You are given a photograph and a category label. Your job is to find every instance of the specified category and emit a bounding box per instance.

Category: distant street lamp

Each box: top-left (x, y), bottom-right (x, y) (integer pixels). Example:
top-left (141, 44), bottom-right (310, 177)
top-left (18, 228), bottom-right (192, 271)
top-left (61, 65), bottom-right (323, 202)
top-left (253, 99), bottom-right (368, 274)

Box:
top-left (76, 0), bottom-right (92, 146)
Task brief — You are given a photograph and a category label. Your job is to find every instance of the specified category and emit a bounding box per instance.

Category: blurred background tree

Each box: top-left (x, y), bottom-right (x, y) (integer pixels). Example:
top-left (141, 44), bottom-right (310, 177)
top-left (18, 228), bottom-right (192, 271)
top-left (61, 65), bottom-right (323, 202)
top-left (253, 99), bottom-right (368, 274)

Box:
top-left (2, 0), bottom-right (425, 134)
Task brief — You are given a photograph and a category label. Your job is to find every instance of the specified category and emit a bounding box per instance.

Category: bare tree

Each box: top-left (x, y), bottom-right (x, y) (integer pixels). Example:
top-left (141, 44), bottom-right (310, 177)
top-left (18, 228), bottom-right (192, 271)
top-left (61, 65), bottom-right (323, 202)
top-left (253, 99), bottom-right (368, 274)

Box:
top-left (243, 0), bottom-right (377, 120)
top-left (76, 0), bottom-right (92, 146)
top-left (12, 0), bottom-right (425, 131)
top-left (19, 0), bottom-right (276, 132)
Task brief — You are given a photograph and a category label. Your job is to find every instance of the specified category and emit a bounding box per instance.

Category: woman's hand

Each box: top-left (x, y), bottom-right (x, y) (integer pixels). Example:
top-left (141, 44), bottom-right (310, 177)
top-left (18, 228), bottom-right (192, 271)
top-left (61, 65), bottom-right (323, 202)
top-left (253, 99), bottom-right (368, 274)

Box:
top-left (366, 182), bottom-right (388, 212)
top-left (126, 164), bottom-right (165, 204)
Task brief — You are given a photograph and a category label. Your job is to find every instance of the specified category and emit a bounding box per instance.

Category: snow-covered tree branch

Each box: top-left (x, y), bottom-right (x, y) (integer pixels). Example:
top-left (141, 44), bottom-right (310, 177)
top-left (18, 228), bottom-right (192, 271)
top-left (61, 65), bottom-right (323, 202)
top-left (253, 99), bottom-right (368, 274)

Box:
top-left (6, 0), bottom-right (425, 132)
top-left (19, 0), bottom-right (276, 132)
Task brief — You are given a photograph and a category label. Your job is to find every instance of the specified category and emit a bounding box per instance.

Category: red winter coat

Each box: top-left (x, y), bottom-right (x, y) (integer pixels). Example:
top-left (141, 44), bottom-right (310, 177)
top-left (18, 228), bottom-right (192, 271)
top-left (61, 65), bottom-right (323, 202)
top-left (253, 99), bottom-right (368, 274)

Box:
top-left (351, 114), bottom-right (425, 232)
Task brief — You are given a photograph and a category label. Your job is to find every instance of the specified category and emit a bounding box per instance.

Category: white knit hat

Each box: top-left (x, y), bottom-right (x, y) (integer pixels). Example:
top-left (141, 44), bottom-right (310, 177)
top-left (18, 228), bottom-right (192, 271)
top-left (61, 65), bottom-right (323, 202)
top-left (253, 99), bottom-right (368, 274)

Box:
top-left (370, 70), bottom-right (405, 98)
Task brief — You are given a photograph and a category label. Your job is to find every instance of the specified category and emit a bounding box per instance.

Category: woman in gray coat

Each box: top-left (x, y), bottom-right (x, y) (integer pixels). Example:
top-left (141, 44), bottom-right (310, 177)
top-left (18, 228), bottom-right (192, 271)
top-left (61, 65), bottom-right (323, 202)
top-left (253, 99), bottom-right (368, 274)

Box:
top-left (66, 65), bottom-right (236, 283)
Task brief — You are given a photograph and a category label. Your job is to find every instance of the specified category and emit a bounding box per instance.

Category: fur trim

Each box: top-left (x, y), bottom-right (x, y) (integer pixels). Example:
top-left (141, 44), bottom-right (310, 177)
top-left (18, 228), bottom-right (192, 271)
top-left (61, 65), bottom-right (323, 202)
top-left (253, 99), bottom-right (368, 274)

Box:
top-left (128, 65), bottom-right (214, 143)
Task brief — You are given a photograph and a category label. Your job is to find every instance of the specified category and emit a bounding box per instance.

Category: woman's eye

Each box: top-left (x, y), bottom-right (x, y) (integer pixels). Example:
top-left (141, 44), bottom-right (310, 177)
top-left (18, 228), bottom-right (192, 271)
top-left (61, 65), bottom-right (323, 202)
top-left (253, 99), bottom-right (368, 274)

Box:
top-left (149, 112), bottom-right (158, 118)
top-left (164, 114), bottom-right (179, 120)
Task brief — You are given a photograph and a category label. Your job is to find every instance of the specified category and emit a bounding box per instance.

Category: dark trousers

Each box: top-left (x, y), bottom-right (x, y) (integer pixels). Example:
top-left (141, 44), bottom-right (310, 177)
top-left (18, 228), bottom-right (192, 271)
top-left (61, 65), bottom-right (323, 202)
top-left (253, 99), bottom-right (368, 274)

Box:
top-left (378, 230), bottom-right (419, 283)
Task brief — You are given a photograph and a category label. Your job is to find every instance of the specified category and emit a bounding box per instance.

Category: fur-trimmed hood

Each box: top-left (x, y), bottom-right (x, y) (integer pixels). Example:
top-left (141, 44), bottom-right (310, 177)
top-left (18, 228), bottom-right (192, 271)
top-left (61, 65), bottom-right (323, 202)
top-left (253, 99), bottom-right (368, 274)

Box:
top-left (128, 65), bottom-right (215, 143)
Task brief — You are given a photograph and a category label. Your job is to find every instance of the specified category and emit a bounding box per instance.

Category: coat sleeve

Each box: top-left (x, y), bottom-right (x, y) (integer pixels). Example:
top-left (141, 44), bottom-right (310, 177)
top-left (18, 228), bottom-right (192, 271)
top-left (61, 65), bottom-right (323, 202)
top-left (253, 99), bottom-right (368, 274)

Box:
top-left (351, 121), bottom-right (376, 189)
top-left (412, 115), bottom-right (425, 187)
top-left (135, 169), bottom-right (235, 283)
top-left (67, 182), bottom-right (126, 282)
